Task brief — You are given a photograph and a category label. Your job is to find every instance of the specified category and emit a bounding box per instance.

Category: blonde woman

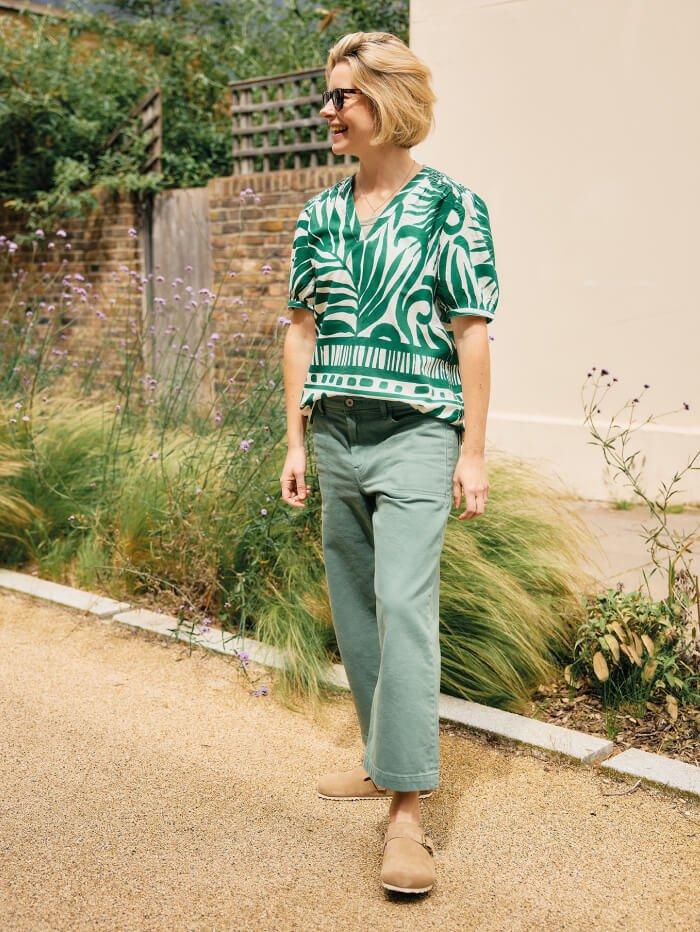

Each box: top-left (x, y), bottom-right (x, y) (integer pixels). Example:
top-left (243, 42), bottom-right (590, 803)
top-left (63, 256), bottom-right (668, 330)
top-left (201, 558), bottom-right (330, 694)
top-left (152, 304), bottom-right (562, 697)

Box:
top-left (281, 31), bottom-right (499, 895)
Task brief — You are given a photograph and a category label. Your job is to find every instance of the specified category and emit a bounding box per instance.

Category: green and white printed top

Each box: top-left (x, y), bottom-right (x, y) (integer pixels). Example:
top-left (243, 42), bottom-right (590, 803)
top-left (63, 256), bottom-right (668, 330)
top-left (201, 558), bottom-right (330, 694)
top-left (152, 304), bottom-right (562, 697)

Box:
top-left (287, 164), bottom-right (499, 427)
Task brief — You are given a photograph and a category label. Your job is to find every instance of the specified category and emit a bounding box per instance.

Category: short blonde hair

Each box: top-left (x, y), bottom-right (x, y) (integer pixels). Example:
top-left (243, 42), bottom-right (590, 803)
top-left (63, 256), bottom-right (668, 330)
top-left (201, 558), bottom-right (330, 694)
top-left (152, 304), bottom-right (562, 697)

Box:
top-left (325, 32), bottom-right (437, 149)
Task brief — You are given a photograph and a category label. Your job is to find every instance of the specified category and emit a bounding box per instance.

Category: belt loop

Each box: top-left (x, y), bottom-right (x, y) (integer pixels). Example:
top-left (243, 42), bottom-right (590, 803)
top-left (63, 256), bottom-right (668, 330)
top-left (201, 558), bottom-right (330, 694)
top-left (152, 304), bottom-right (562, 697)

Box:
top-left (379, 400), bottom-right (389, 417)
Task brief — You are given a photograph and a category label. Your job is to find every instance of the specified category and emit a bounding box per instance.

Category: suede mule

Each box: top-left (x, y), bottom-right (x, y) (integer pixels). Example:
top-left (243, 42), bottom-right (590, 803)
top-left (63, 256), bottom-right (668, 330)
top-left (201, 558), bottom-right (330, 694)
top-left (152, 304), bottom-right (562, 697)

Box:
top-left (316, 765), bottom-right (433, 800)
top-left (380, 821), bottom-right (436, 894)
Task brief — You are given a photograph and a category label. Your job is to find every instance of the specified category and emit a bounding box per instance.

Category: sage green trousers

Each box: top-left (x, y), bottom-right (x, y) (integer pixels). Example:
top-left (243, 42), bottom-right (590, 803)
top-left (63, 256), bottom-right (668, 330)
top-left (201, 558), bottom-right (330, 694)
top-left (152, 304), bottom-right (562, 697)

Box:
top-left (310, 394), bottom-right (462, 791)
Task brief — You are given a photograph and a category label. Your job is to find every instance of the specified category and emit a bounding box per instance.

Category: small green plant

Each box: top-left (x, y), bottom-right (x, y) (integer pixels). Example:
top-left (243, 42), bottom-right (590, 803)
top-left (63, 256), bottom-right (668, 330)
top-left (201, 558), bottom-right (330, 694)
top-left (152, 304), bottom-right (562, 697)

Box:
top-left (575, 367), bottom-right (700, 724)
top-left (567, 584), bottom-right (699, 718)
top-left (582, 367), bottom-right (698, 605)
top-left (611, 498), bottom-right (634, 511)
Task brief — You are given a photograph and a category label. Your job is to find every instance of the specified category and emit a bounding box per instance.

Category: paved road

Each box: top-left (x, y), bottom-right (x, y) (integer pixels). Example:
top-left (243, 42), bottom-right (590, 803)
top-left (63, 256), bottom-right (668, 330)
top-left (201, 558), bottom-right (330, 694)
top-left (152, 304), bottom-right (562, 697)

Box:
top-left (1, 590), bottom-right (697, 930)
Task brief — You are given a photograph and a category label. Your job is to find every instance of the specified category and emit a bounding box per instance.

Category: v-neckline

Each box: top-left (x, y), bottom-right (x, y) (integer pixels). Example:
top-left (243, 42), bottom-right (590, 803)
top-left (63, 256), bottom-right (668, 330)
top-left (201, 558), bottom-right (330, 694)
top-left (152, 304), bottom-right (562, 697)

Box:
top-left (346, 165), bottom-right (430, 239)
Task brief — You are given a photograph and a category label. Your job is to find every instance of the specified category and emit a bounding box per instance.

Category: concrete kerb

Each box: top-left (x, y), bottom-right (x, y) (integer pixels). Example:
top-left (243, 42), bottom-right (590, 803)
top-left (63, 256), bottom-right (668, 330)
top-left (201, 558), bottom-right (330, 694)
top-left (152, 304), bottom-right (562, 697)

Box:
top-left (602, 748), bottom-right (700, 796)
top-left (1, 569), bottom-right (697, 796)
top-left (0, 569), bottom-right (131, 618)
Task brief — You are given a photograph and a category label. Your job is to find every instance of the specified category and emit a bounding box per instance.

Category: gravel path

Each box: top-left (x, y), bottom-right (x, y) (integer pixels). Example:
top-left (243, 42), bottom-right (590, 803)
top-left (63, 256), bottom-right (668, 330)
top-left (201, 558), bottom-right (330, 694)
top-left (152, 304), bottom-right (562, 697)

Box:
top-left (1, 590), bottom-right (698, 931)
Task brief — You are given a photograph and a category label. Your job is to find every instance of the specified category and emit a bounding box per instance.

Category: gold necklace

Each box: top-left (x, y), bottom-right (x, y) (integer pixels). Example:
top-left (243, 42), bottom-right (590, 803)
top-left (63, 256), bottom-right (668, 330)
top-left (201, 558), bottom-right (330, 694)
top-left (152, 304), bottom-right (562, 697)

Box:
top-left (354, 160), bottom-right (421, 218)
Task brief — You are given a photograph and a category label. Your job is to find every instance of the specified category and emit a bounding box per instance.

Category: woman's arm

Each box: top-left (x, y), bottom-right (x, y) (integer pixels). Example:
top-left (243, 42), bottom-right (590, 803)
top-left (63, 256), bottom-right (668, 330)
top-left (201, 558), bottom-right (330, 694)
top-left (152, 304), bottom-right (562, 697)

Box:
top-left (280, 309), bottom-right (317, 508)
top-left (451, 315), bottom-right (491, 519)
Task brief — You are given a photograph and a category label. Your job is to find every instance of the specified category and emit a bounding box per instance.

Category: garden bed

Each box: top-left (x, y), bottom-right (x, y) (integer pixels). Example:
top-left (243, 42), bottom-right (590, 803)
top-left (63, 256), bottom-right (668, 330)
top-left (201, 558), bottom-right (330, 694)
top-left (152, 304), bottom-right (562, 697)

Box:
top-left (529, 678), bottom-right (699, 766)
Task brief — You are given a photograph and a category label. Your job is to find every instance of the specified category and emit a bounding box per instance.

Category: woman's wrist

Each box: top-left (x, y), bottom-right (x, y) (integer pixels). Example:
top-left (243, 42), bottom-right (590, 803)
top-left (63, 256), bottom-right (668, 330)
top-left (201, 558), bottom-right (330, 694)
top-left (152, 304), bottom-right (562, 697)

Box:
top-left (459, 444), bottom-right (485, 458)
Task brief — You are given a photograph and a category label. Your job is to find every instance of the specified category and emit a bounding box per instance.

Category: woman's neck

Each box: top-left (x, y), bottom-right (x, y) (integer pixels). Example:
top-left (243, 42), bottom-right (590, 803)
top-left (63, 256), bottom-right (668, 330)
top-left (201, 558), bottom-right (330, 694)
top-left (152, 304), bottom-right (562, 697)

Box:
top-left (352, 155), bottom-right (422, 220)
top-left (357, 152), bottom-right (417, 182)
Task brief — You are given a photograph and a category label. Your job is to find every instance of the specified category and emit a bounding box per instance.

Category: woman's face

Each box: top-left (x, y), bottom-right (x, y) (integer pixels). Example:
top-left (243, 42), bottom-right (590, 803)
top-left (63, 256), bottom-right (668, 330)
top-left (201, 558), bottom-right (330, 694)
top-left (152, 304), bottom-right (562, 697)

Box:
top-left (319, 62), bottom-right (375, 156)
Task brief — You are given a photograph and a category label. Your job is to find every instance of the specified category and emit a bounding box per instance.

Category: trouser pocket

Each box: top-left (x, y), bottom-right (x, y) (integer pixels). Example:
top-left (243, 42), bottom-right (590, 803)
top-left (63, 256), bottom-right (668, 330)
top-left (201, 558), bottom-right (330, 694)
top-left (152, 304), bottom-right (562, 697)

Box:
top-left (309, 399), bottom-right (322, 425)
top-left (388, 401), bottom-right (419, 422)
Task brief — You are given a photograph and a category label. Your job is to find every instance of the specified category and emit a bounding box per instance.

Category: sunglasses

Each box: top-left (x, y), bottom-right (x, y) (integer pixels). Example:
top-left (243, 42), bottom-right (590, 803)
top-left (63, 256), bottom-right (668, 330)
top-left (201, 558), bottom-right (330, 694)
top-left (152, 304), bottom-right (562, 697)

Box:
top-left (321, 88), bottom-right (364, 111)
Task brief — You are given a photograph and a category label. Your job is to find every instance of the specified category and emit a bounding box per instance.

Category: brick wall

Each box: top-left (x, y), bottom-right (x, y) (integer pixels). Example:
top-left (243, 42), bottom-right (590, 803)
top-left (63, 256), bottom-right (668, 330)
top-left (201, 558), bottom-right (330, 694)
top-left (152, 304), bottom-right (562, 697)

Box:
top-left (0, 166), bottom-right (350, 398)
top-left (206, 167), bottom-right (347, 393)
top-left (0, 189), bottom-right (144, 392)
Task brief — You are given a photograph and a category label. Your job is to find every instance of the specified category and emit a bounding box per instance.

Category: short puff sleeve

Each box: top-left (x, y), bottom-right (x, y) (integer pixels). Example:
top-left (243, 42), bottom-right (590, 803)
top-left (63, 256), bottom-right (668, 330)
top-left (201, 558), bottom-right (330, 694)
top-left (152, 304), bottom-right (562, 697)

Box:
top-left (435, 188), bottom-right (499, 324)
top-left (287, 203), bottom-right (315, 313)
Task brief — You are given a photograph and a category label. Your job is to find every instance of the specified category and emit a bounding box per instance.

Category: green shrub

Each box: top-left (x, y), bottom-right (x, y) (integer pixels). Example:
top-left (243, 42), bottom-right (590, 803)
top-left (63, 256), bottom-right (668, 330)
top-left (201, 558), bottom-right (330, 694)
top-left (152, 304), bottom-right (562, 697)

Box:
top-left (0, 393), bottom-right (597, 713)
top-left (439, 452), bottom-right (595, 711)
top-left (1, 0), bottom-right (409, 228)
top-left (567, 585), bottom-right (700, 717)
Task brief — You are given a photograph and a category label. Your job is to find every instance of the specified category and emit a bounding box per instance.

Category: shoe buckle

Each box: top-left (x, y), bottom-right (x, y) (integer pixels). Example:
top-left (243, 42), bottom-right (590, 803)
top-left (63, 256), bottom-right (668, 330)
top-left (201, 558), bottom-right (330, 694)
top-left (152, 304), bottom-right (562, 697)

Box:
top-left (383, 826), bottom-right (436, 857)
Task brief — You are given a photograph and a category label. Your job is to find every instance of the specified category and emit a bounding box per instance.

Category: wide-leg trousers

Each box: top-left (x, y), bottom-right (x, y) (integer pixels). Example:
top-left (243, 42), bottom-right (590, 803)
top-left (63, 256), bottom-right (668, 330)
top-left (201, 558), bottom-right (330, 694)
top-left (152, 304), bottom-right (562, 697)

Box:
top-left (309, 394), bottom-right (462, 791)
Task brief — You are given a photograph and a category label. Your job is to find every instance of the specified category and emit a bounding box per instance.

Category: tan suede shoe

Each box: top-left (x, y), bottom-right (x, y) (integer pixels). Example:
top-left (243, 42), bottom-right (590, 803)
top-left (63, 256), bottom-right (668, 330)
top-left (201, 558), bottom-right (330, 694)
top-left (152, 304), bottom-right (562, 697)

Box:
top-left (380, 821), bottom-right (436, 894)
top-left (316, 764), bottom-right (433, 800)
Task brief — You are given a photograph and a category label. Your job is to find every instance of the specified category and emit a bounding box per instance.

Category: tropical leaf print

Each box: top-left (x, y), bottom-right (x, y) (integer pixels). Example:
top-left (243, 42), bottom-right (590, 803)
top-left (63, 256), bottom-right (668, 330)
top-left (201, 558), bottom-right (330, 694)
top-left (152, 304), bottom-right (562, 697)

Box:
top-left (287, 165), bottom-right (500, 426)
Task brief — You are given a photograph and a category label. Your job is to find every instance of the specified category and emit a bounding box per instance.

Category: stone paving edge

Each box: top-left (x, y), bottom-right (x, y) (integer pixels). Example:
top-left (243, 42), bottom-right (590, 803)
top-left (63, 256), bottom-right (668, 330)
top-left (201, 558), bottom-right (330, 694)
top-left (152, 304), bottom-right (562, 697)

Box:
top-left (0, 569), bottom-right (131, 618)
top-left (1, 570), bottom-right (697, 796)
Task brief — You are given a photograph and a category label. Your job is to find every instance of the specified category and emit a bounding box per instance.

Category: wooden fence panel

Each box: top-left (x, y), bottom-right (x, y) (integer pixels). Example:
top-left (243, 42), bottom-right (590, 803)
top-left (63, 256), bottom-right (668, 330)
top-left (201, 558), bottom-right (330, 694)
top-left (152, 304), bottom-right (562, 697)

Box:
top-left (146, 187), bottom-right (214, 414)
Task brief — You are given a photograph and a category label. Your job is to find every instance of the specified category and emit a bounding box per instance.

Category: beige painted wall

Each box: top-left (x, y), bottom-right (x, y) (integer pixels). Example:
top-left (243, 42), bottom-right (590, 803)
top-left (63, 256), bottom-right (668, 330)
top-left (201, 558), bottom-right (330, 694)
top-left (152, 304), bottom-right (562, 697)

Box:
top-left (411, 0), bottom-right (699, 502)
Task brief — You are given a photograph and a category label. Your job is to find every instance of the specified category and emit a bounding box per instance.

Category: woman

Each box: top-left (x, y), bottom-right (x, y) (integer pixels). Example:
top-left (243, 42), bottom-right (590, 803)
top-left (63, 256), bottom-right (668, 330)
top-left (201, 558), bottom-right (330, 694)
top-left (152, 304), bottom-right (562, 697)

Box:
top-left (281, 31), bottom-right (499, 895)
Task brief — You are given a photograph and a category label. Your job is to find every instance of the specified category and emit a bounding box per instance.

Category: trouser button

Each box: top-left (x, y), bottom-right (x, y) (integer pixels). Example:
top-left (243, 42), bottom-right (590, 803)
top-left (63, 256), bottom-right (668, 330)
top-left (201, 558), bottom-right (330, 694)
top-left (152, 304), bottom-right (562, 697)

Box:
top-left (345, 398), bottom-right (354, 406)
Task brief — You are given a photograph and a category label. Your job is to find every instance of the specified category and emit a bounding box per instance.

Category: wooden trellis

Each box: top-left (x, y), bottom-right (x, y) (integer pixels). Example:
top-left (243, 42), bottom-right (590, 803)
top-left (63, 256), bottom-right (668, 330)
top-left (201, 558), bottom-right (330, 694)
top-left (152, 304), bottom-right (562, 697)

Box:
top-left (229, 67), bottom-right (354, 175)
top-left (104, 87), bottom-right (163, 175)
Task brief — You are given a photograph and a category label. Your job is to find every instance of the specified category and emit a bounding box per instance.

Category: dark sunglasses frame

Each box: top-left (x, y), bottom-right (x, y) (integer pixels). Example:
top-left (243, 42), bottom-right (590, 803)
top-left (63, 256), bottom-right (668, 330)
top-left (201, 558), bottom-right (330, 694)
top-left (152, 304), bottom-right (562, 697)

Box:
top-left (321, 88), bottom-right (364, 111)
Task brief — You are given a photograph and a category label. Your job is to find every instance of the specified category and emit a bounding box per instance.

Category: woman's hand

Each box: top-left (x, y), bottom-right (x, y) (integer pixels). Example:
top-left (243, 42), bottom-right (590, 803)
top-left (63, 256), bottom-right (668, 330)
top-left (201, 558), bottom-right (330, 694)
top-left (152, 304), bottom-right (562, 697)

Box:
top-left (452, 451), bottom-right (488, 519)
top-left (280, 445), bottom-right (310, 508)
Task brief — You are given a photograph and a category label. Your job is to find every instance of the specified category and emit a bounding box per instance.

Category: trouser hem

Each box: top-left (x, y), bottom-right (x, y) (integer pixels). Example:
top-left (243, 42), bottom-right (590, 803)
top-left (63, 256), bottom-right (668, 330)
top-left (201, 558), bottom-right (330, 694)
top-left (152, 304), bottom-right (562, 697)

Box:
top-left (363, 751), bottom-right (439, 792)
